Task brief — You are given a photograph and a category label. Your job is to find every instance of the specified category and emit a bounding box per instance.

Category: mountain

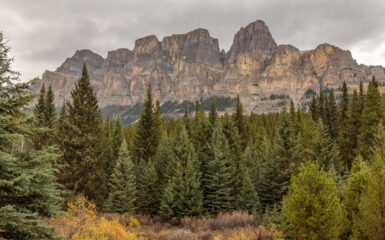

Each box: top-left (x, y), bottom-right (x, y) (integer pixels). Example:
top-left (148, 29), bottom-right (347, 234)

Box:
top-left (33, 20), bottom-right (385, 114)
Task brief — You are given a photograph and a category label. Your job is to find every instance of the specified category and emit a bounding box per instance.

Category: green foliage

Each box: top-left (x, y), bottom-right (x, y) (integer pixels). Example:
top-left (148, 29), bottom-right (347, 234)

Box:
top-left (343, 156), bottom-right (369, 238)
top-left (203, 120), bottom-right (234, 214)
top-left (352, 152), bottom-right (385, 239)
top-left (0, 32), bottom-right (61, 239)
top-left (62, 64), bottom-right (104, 203)
top-left (258, 108), bottom-right (302, 209)
top-left (132, 85), bottom-right (161, 164)
top-left (310, 94), bottom-right (318, 121)
top-left (283, 161), bottom-right (344, 240)
top-left (159, 127), bottom-right (203, 217)
top-left (45, 85), bottom-right (56, 129)
top-left (237, 167), bottom-right (260, 215)
top-left (106, 140), bottom-right (136, 214)
top-left (233, 95), bottom-right (249, 149)
top-left (349, 89), bottom-right (361, 161)
top-left (359, 76), bottom-right (382, 160)
top-left (308, 119), bottom-right (342, 172)
top-left (136, 160), bottom-right (161, 216)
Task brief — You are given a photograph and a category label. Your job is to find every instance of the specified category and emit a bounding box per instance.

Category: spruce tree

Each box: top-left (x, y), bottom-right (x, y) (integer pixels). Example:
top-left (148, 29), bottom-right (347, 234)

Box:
top-left (309, 119), bottom-right (342, 173)
top-left (154, 134), bottom-right (174, 189)
top-left (203, 120), bottom-right (233, 214)
top-left (111, 117), bottom-right (123, 162)
top-left (359, 76), bottom-right (382, 160)
top-left (359, 79), bottom-right (365, 114)
top-left (294, 108), bottom-right (303, 135)
top-left (222, 114), bottom-right (243, 207)
top-left (0, 32), bottom-right (61, 239)
top-left (349, 89), bottom-right (361, 156)
top-left (132, 85), bottom-right (160, 163)
top-left (327, 89), bottom-right (338, 139)
top-left (64, 64), bottom-right (104, 202)
top-left (317, 85), bottom-right (324, 119)
top-left (208, 99), bottom-right (217, 126)
top-left (310, 94), bottom-right (318, 121)
top-left (289, 99), bottom-right (295, 122)
top-left (136, 160), bottom-right (160, 216)
top-left (242, 141), bottom-right (259, 188)
top-left (233, 95), bottom-right (249, 149)
top-left (105, 140), bottom-right (136, 214)
top-left (338, 81), bottom-right (353, 168)
top-left (160, 127), bottom-right (203, 217)
top-left (183, 109), bottom-right (192, 137)
top-left (343, 156), bottom-right (369, 238)
top-left (44, 85), bottom-right (56, 129)
top-left (34, 83), bottom-right (46, 126)
top-left (258, 108), bottom-right (302, 210)
top-left (237, 167), bottom-right (260, 214)
top-left (353, 152), bottom-right (385, 239)
top-left (283, 161), bottom-right (344, 239)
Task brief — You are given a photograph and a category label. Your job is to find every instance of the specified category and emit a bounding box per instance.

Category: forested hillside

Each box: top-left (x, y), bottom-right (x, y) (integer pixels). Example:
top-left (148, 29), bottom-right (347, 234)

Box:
top-left (2, 31), bottom-right (385, 240)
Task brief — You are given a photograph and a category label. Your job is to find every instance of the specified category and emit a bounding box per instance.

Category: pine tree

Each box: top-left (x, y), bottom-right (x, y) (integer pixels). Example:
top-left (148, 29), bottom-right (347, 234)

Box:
top-left (208, 99), bottom-right (217, 126)
top-left (222, 114), bottom-right (243, 208)
top-left (183, 109), bottom-right (192, 137)
top-left (258, 108), bottom-right (302, 209)
top-left (101, 118), bottom-right (113, 176)
top-left (237, 167), bottom-right (260, 214)
top-left (283, 161), bottom-right (344, 239)
top-left (233, 95), bottom-right (249, 149)
top-left (309, 119), bottom-right (342, 173)
top-left (33, 83), bottom-right (49, 149)
top-left (160, 127), bottom-right (203, 217)
top-left (136, 160), bottom-right (161, 216)
top-left (203, 120), bottom-right (233, 214)
top-left (105, 140), bottom-right (136, 214)
top-left (343, 156), bottom-right (369, 238)
top-left (310, 94), bottom-right (318, 121)
top-left (352, 152), bottom-right (385, 239)
top-left (349, 89), bottom-right (361, 157)
top-left (44, 85), bottom-right (56, 129)
top-left (34, 83), bottom-right (46, 126)
top-left (317, 85), bottom-right (324, 119)
top-left (132, 85), bottom-right (160, 163)
top-left (242, 141), bottom-right (258, 188)
top-left (63, 64), bottom-right (104, 202)
top-left (111, 117), bottom-right (123, 162)
top-left (359, 76), bottom-right (382, 160)
top-left (289, 99), bottom-right (295, 122)
top-left (338, 81), bottom-right (353, 170)
top-left (0, 32), bottom-right (61, 239)
top-left (294, 108), bottom-right (304, 135)
top-left (359, 79), bottom-right (365, 114)
top-left (327, 89), bottom-right (338, 139)
top-left (154, 134), bottom-right (174, 189)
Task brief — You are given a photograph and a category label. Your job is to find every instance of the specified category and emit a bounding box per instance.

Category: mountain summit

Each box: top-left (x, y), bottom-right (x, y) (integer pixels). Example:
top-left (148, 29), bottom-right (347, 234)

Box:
top-left (33, 20), bottom-right (385, 113)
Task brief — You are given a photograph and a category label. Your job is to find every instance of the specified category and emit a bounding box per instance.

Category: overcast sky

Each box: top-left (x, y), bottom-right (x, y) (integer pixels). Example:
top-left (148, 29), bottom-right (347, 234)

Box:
top-left (1, 0), bottom-right (385, 82)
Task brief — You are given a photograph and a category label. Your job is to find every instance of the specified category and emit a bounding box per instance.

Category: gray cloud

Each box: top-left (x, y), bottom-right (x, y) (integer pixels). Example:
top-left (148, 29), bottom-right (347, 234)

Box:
top-left (0, 0), bottom-right (384, 81)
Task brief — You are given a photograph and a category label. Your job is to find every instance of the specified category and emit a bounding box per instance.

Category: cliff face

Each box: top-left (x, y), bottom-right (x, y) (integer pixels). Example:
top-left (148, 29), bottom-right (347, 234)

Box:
top-left (35, 20), bottom-right (385, 113)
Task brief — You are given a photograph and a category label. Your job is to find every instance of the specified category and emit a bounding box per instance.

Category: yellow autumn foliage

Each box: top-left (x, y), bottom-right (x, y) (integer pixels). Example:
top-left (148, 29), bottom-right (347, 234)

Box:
top-left (49, 195), bottom-right (137, 240)
top-left (227, 225), bottom-right (283, 240)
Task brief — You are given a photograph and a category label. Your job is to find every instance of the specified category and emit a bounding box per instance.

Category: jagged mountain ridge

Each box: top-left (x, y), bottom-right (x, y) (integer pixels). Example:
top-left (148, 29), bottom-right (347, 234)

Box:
top-left (34, 20), bottom-right (385, 113)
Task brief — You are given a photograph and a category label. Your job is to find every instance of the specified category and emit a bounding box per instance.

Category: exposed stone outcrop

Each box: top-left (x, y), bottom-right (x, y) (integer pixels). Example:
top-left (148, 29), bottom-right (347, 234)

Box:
top-left (34, 20), bottom-right (385, 113)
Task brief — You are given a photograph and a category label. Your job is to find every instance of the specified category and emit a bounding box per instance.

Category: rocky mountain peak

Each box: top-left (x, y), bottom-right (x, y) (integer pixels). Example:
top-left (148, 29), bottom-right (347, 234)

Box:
top-left (35, 20), bottom-right (385, 115)
top-left (227, 19), bottom-right (277, 57)
top-left (133, 35), bottom-right (160, 54)
top-left (56, 49), bottom-right (104, 75)
top-left (102, 48), bottom-right (133, 71)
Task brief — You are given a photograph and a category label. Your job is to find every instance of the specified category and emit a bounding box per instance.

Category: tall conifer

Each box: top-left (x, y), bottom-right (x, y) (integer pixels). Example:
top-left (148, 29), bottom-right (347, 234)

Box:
top-left (359, 76), bottom-right (382, 159)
